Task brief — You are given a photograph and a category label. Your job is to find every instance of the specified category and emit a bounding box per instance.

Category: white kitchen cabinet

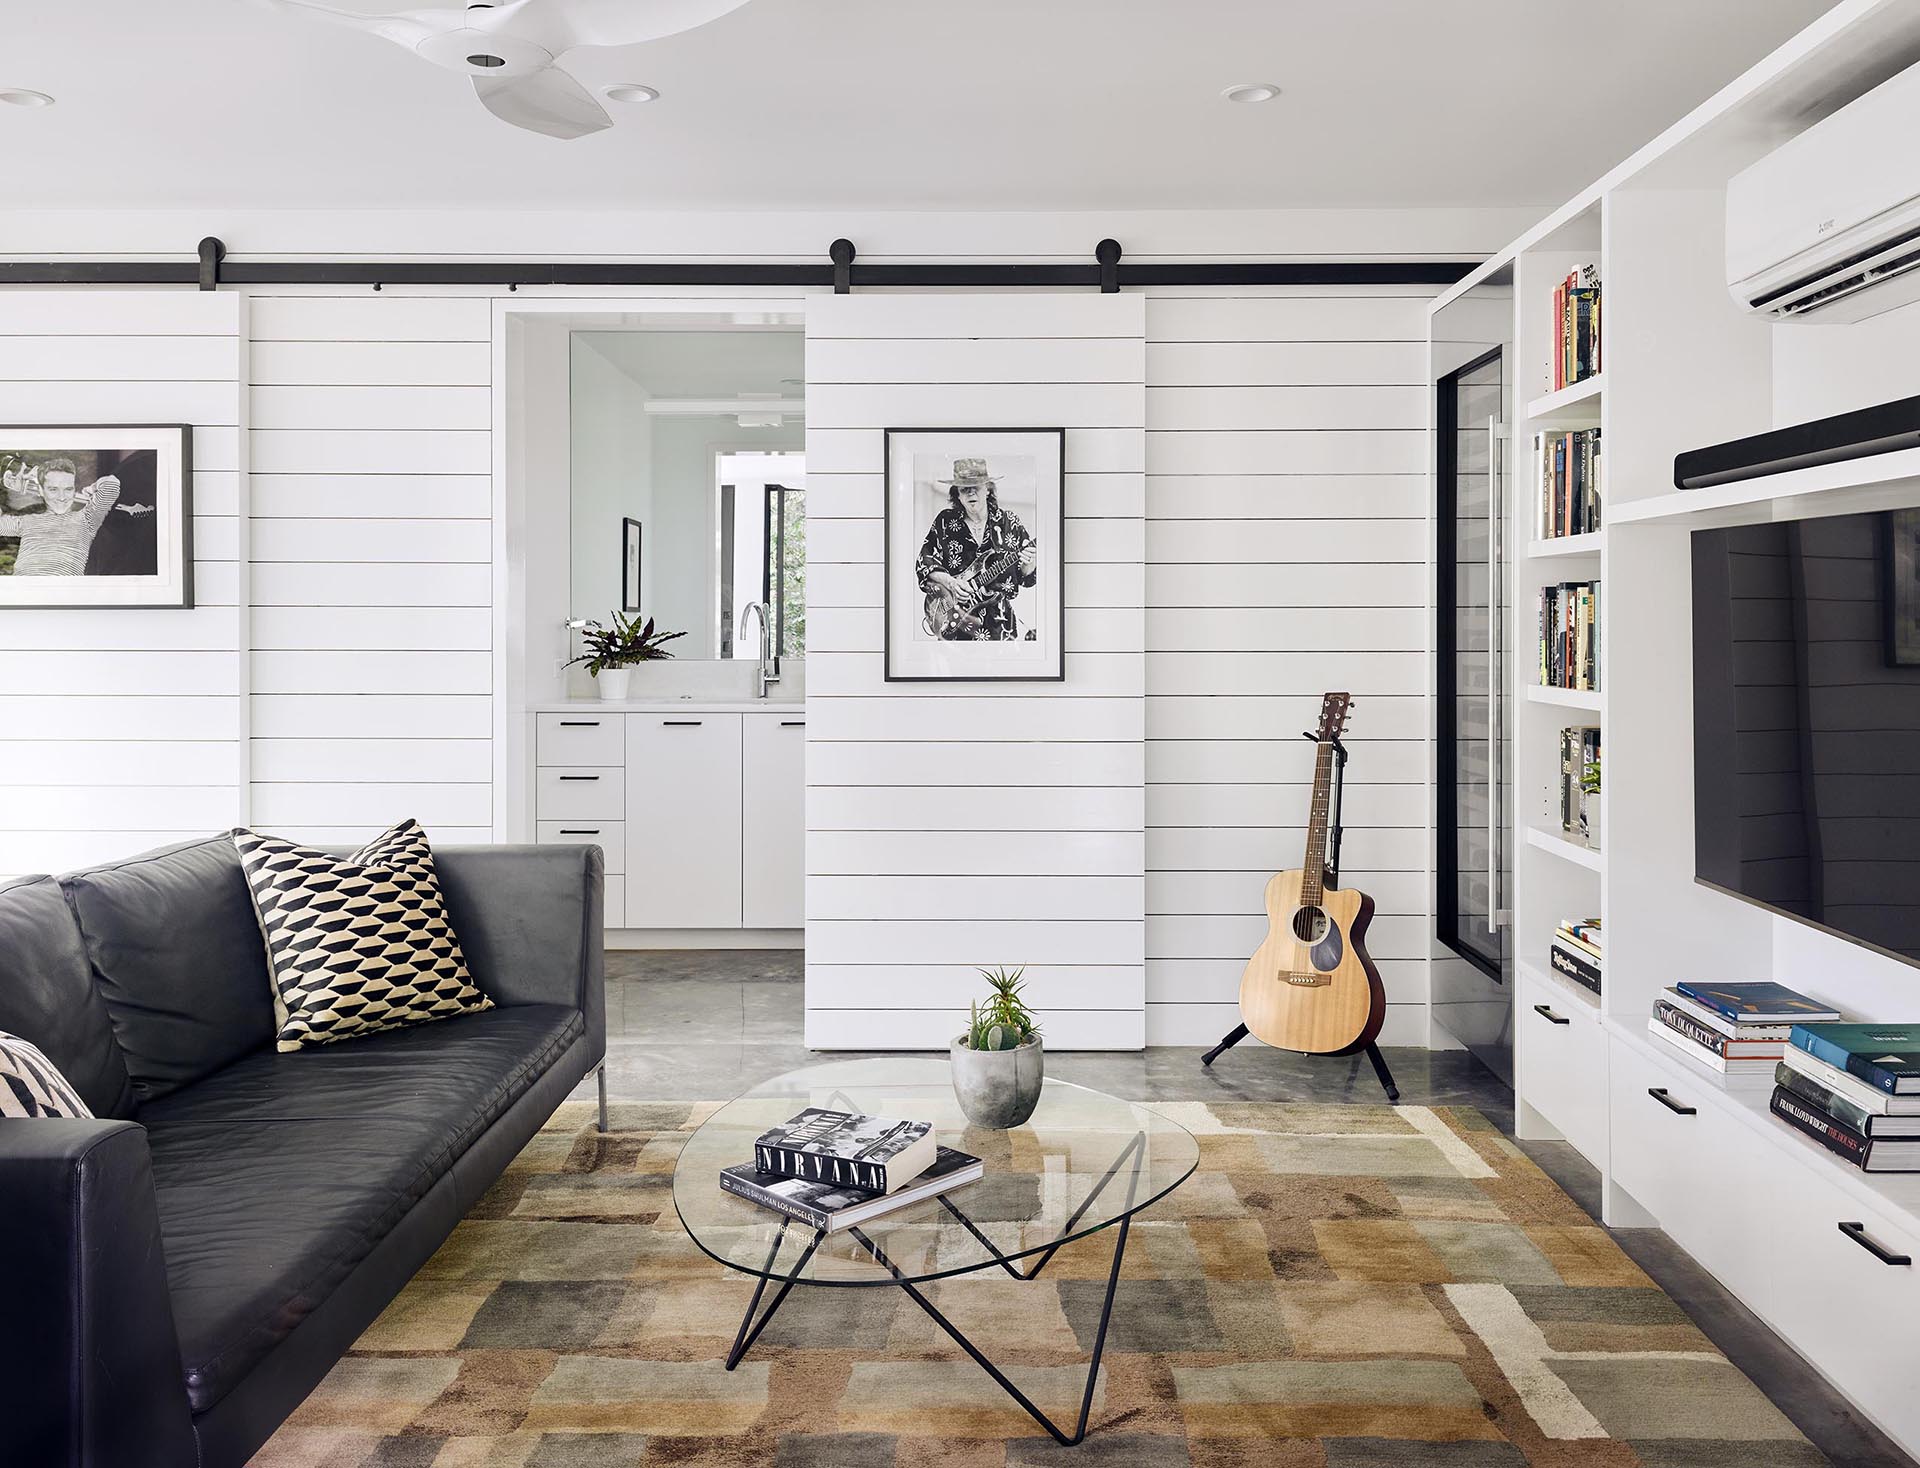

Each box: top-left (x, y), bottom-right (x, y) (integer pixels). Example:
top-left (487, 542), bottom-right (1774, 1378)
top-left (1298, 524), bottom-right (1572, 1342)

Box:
top-left (624, 712), bottom-right (744, 930)
top-left (742, 712), bottom-right (806, 928)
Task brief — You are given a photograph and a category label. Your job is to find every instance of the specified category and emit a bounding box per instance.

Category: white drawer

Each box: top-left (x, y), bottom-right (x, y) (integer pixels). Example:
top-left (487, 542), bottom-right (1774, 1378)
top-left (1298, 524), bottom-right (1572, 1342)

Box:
top-left (535, 820), bottom-right (624, 875)
top-left (537, 712), bottom-right (624, 766)
top-left (603, 886), bottom-right (625, 928)
top-left (535, 766), bottom-right (625, 820)
top-left (1515, 968), bottom-right (1608, 1169)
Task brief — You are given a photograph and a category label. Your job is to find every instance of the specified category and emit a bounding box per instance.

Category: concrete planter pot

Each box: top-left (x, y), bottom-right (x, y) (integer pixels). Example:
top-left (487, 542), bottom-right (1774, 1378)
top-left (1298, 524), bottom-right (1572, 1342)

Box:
top-left (949, 1034), bottom-right (1044, 1130)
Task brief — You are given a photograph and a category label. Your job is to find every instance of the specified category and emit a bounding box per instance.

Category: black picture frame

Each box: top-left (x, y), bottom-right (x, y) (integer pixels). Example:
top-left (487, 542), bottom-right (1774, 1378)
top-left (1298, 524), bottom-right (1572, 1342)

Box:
top-left (883, 426), bottom-right (1066, 683)
top-left (621, 516), bottom-right (643, 613)
top-left (0, 424), bottom-right (192, 609)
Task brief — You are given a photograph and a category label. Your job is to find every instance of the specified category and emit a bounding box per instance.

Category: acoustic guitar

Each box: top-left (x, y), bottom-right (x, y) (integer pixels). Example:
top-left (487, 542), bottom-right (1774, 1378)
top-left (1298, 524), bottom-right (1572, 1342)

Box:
top-left (1236, 691), bottom-right (1387, 1056)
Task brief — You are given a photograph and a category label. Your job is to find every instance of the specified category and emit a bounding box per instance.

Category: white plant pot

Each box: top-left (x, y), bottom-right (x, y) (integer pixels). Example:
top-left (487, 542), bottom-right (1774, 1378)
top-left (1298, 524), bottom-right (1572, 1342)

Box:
top-left (596, 666), bottom-right (633, 701)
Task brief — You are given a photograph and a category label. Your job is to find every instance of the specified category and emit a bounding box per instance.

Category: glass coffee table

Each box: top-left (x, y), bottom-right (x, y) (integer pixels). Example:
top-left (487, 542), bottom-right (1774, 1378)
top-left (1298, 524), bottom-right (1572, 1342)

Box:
top-left (672, 1057), bottom-right (1199, 1446)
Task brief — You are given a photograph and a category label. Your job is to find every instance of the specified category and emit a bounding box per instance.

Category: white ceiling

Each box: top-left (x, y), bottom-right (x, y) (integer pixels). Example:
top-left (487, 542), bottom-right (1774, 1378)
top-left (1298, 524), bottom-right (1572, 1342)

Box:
top-left (578, 328), bottom-right (803, 398)
top-left (1, 0), bottom-right (1840, 211)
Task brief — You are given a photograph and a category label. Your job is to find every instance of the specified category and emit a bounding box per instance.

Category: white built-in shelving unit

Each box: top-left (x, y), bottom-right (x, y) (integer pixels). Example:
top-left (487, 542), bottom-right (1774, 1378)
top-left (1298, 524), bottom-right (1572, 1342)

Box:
top-left (1429, 1), bottom-right (1920, 1453)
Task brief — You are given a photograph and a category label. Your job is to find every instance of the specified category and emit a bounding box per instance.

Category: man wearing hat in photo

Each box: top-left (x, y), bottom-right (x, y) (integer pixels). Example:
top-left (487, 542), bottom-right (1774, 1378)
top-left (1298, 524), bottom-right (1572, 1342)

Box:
top-left (915, 457), bottom-right (1039, 641)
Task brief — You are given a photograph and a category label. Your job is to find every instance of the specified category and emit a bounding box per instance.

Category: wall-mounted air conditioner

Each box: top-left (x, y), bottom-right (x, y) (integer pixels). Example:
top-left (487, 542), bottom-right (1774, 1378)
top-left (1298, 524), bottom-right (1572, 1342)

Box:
top-left (1727, 58), bottom-right (1920, 323)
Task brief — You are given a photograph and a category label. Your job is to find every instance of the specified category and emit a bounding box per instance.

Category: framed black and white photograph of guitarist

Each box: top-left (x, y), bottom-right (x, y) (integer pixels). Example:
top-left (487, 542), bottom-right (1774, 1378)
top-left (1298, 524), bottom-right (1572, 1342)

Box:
top-left (884, 427), bottom-right (1064, 682)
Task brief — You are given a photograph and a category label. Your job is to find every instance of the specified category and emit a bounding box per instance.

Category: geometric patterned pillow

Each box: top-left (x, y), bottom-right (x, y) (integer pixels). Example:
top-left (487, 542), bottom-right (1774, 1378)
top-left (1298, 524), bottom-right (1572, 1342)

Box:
top-left (230, 818), bottom-right (492, 1052)
top-left (0, 1030), bottom-right (94, 1118)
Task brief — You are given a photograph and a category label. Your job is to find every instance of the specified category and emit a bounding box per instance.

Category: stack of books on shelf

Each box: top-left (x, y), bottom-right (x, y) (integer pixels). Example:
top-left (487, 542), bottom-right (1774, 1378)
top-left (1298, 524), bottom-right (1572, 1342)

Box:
top-left (1776, 1024), bottom-right (1920, 1173)
top-left (718, 1106), bottom-right (983, 1232)
top-left (1549, 918), bottom-right (1601, 996)
top-left (1556, 728), bottom-right (1600, 844)
top-left (1535, 428), bottom-right (1602, 538)
top-left (1551, 263), bottom-right (1601, 391)
top-left (1648, 981), bottom-right (1837, 1080)
top-left (1538, 580), bottom-right (1600, 690)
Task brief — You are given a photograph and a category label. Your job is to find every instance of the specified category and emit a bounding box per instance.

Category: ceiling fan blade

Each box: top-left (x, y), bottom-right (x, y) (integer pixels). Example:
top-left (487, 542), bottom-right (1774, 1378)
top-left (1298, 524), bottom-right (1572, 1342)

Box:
top-left (472, 63), bottom-right (612, 139)
top-left (247, 0), bottom-right (449, 50)
top-left (514, 0), bottom-right (753, 52)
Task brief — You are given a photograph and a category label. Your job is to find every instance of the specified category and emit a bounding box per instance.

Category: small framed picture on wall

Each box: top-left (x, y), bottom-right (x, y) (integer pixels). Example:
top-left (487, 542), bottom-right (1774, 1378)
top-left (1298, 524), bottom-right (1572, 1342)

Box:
top-left (621, 516), bottom-right (643, 613)
top-left (884, 427), bottom-right (1064, 682)
top-left (0, 425), bottom-right (193, 608)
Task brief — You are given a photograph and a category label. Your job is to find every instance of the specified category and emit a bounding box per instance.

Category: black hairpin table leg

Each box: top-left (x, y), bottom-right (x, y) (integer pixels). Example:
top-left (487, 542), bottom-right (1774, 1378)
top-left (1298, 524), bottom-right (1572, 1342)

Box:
top-left (725, 1218), bottom-right (825, 1371)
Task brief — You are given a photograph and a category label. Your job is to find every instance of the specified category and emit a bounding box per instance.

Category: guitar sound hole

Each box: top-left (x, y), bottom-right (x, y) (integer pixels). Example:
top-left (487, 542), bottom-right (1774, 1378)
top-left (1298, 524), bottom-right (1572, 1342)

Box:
top-left (1291, 906), bottom-right (1330, 944)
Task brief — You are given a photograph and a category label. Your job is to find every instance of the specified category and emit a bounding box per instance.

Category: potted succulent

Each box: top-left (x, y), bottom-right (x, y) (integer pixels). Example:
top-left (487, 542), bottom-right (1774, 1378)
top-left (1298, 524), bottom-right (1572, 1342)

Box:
top-left (950, 966), bottom-right (1044, 1129)
top-left (566, 611), bottom-right (685, 701)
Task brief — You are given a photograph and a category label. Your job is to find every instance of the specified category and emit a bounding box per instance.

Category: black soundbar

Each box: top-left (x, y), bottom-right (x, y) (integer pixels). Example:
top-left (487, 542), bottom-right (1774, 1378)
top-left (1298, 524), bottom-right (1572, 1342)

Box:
top-left (1673, 393), bottom-right (1920, 490)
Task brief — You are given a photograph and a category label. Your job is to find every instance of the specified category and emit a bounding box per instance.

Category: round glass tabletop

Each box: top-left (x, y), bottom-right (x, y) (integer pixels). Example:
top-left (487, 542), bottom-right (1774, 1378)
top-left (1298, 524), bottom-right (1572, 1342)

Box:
top-left (672, 1058), bottom-right (1199, 1287)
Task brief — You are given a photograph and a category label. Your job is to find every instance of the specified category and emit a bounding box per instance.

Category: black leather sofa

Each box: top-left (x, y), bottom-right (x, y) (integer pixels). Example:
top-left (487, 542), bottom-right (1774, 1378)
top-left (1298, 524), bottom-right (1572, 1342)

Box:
top-left (0, 835), bottom-right (605, 1468)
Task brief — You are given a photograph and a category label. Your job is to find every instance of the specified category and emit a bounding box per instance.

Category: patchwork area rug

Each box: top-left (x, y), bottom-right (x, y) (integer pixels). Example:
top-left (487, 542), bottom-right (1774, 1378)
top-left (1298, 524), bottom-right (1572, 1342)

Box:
top-left (255, 1100), bottom-right (1826, 1467)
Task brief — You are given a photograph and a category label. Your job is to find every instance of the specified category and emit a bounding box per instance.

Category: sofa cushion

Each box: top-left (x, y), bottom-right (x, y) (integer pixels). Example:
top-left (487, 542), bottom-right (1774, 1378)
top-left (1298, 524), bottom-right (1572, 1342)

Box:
top-left (0, 1029), bottom-right (95, 1118)
top-left (0, 874), bottom-right (134, 1118)
top-left (61, 837), bottom-right (276, 1106)
top-left (141, 1004), bottom-right (584, 1413)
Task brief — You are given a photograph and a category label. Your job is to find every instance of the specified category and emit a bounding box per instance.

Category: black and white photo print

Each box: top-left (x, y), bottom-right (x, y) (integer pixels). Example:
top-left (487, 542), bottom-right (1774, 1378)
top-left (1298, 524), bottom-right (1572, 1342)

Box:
top-left (884, 428), bottom-right (1064, 681)
top-left (0, 426), bottom-right (192, 608)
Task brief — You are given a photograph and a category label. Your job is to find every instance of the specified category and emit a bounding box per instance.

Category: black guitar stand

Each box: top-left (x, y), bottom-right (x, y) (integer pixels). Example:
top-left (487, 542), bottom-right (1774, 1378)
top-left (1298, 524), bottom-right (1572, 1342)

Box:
top-left (1200, 731), bottom-right (1400, 1103)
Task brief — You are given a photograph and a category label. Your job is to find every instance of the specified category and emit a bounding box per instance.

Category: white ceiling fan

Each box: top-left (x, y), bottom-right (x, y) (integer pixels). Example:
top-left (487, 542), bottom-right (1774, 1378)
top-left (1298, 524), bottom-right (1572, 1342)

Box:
top-left (253, 0), bottom-right (752, 139)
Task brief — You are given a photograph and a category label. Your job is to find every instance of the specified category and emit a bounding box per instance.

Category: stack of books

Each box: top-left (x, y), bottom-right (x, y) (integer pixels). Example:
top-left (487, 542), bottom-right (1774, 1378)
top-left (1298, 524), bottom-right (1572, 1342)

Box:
top-left (1551, 264), bottom-right (1601, 391)
top-left (1538, 580), bottom-right (1600, 691)
top-left (1775, 1024), bottom-right (1920, 1172)
top-left (1648, 981), bottom-right (1837, 1079)
top-left (1535, 428), bottom-right (1602, 539)
top-left (1556, 728), bottom-right (1600, 843)
top-left (718, 1106), bottom-right (983, 1233)
top-left (1549, 919), bottom-right (1601, 995)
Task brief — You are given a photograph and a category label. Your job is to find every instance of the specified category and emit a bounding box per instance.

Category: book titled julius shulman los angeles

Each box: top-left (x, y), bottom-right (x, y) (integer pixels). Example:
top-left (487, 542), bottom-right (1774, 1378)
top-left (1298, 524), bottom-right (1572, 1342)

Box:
top-left (753, 1108), bottom-right (937, 1193)
top-left (719, 1146), bottom-right (984, 1233)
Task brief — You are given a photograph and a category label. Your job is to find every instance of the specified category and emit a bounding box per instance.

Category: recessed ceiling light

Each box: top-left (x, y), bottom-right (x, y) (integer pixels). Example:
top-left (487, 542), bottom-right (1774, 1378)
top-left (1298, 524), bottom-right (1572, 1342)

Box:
top-left (0, 88), bottom-right (55, 108)
top-left (604, 84), bottom-right (660, 104)
top-left (1222, 82), bottom-right (1280, 104)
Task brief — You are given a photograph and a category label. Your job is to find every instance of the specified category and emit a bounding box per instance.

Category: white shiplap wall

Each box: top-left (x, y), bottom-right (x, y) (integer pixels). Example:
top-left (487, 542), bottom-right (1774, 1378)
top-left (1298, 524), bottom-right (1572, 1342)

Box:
top-left (0, 291), bottom-right (247, 873)
top-left (804, 293), bottom-right (1148, 1050)
top-left (246, 295), bottom-right (495, 846)
top-left (1142, 288), bottom-right (1437, 1047)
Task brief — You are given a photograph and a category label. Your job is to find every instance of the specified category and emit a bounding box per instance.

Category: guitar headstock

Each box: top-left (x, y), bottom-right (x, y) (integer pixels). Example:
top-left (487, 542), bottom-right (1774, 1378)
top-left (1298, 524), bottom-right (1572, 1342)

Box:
top-left (1315, 691), bottom-right (1352, 743)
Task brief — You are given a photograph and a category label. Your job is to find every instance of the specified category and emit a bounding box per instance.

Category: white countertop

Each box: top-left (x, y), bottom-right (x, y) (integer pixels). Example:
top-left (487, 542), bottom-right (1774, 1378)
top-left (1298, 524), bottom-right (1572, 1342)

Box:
top-left (531, 700), bottom-right (805, 714)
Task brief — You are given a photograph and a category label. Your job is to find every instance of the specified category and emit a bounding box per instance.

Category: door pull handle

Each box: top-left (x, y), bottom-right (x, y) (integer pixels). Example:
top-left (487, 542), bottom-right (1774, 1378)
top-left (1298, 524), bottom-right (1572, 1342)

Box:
top-left (1532, 1003), bottom-right (1569, 1026)
top-left (1648, 1087), bottom-right (1696, 1116)
top-left (1840, 1221), bottom-right (1912, 1266)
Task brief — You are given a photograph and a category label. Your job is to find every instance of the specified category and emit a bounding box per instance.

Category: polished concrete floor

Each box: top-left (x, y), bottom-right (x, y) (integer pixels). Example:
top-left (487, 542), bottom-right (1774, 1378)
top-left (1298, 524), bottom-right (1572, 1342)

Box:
top-left (587, 950), bottom-right (1913, 1468)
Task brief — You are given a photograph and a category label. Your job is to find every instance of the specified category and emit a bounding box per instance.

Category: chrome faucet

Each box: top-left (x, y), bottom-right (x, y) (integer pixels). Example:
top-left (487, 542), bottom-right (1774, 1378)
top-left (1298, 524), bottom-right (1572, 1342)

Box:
top-left (741, 601), bottom-right (779, 700)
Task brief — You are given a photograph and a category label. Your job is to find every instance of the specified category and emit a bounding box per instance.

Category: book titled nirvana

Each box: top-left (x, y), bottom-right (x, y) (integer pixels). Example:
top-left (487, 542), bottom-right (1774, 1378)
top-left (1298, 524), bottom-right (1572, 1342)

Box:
top-left (1674, 982), bottom-right (1839, 1026)
top-left (752, 1108), bottom-right (936, 1193)
top-left (719, 1145), bottom-right (983, 1233)
top-left (1791, 1023), bottom-right (1920, 1096)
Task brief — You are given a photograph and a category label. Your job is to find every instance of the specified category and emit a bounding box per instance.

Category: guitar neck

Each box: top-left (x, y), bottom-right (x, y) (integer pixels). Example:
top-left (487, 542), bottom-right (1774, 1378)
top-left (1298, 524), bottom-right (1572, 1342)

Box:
top-left (1300, 739), bottom-right (1336, 903)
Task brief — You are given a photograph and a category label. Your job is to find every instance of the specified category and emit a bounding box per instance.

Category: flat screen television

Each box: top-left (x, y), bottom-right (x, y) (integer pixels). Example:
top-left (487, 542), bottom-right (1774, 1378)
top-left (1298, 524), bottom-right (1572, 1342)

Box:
top-left (1693, 508), bottom-right (1920, 965)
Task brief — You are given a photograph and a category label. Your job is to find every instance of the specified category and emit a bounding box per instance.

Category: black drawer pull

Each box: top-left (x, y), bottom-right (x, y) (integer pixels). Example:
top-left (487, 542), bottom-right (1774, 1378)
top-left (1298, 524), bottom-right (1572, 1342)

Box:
top-left (663, 720), bottom-right (704, 726)
top-left (1532, 1003), bottom-right (1569, 1026)
top-left (558, 720), bottom-right (600, 727)
top-left (780, 719), bottom-right (805, 727)
top-left (1840, 1221), bottom-right (1912, 1266)
top-left (557, 775), bottom-right (600, 781)
top-left (1648, 1087), bottom-right (1696, 1116)
top-left (558, 828), bottom-right (601, 835)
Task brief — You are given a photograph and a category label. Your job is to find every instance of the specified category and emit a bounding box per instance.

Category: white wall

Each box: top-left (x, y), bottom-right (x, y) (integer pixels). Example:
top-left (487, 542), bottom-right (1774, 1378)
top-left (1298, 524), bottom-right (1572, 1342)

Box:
top-left (568, 336), bottom-right (651, 640)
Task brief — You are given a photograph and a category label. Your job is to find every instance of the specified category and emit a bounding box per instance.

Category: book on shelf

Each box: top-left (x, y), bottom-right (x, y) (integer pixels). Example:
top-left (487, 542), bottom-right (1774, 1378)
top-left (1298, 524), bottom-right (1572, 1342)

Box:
top-left (752, 1108), bottom-right (936, 1193)
top-left (1535, 428), bottom-right (1602, 539)
top-left (1645, 1015), bottom-right (1777, 1078)
top-left (1549, 917), bottom-right (1601, 994)
top-left (1790, 1023), bottom-right (1920, 1096)
top-left (1551, 263), bottom-right (1602, 392)
top-left (1673, 981), bottom-right (1840, 1026)
top-left (1662, 987), bottom-right (1794, 1041)
top-left (719, 1145), bottom-right (984, 1233)
top-left (1769, 1085), bottom-right (1920, 1172)
top-left (1537, 580), bottom-right (1600, 691)
top-left (1653, 998), bottom-right (1783, 1060)
top-left (1774, 1060), bottom-right (1920, 1139)
top-left (1780, 1043), bottom-right (1920, 1117)
top-left (1556, 727), bottom-right (1601, 841)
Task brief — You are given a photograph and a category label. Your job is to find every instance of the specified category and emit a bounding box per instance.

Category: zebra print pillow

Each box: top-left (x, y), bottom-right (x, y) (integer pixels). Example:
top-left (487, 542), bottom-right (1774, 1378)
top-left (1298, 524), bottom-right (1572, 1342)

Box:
top-left (0, 1030), bottom-right (94, 1119)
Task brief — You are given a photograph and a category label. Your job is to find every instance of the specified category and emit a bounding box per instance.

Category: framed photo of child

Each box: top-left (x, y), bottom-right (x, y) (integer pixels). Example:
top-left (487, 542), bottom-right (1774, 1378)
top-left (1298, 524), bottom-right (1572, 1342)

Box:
top-left (0, 426), bottom-right (192, 608)
top-left (883, 428), bottom-right (1064, 682)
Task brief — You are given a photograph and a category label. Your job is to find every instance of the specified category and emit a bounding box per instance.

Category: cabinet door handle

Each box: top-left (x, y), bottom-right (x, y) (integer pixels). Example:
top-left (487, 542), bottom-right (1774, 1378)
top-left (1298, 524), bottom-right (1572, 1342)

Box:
top-left (558, 720), bottom-right (601, 727)
top-left (557, 774), bottom-right (600, 781)
top-left (559, 828), bottom-right (601, 835)
top-left (780, 719), bottom-right (806, 727)
top-left (1531, 1003), bottom-right (1569, 1026)
top-left (662, 720), bottom-right (704, 727)
top-left (1647, 1087), bottom-right (1696, 1116)
top-left (1839, 1221), bottom-right (1912, 1266)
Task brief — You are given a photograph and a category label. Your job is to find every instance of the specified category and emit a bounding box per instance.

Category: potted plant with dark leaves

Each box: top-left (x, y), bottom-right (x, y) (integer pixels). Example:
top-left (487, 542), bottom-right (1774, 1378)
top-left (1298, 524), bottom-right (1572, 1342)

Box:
top-left (566, 611), bottom-right (685, 701)
top-left (950, 966), bottom-right (1044, 1129)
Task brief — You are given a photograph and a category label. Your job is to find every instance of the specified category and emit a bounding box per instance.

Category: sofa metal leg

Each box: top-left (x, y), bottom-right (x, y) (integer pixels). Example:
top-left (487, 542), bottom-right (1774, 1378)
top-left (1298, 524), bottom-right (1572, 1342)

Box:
top-left (596, 1066), bottom-right (609, 1134)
